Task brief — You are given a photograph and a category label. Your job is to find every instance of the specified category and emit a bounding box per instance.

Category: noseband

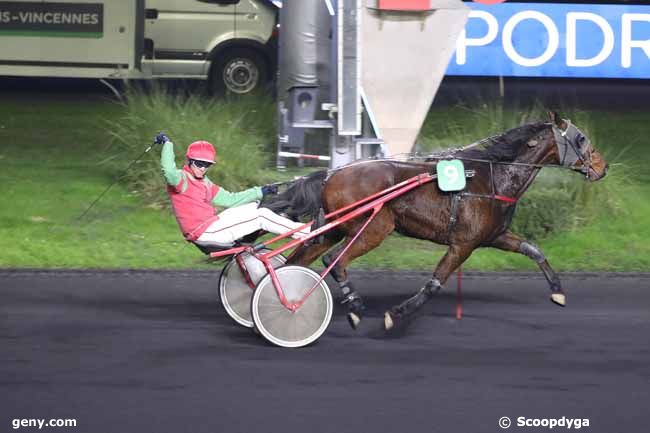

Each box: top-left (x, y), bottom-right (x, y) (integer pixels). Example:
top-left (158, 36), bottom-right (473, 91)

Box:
top-left (552, 120), bottom-right (593, 177)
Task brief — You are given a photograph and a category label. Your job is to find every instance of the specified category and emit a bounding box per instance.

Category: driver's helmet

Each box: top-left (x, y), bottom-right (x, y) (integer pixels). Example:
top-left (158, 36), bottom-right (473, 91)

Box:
top-left (186, 140), bottom-right (216, 163)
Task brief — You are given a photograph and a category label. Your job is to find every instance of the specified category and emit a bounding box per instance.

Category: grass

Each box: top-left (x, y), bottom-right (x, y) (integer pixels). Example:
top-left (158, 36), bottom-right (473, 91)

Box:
top-left (108, 85), bottom-right (278, 205)
top-left (0, 97), bottom-right (198, 268)
top-left (0, 94), bottom-right (648, 271)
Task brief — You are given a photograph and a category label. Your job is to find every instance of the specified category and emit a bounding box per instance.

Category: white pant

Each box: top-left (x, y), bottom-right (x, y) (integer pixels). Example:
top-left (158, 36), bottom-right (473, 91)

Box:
top-left (196, 202), bottom-right (310, 245)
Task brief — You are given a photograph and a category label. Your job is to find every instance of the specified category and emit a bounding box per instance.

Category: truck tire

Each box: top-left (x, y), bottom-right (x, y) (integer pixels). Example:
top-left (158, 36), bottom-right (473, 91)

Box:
top-left (210, 48), bottom-right (268, 96)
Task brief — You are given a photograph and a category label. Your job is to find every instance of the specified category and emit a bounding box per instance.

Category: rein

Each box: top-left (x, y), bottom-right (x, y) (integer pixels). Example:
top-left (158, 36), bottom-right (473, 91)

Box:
top-left (425, 121), bottom-right (595, 203)
top-left (280, 120), bottom-right (593, 207)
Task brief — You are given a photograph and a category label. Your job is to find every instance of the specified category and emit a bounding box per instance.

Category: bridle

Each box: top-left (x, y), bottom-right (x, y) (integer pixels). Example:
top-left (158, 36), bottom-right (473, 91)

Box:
top-left (552, 120), bottom-right (594, 178)
top-left (419, 121), bottom-right (599, 207)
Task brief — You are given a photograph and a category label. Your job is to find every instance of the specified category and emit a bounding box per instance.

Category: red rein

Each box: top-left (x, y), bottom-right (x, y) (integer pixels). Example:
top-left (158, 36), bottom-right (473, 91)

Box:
top-left (494, 195), bottom-right (517, 204)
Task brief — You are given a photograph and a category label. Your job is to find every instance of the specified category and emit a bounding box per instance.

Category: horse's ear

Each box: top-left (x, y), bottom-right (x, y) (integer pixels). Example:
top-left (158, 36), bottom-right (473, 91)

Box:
top-left (547, 110), bottom-right (568, 129)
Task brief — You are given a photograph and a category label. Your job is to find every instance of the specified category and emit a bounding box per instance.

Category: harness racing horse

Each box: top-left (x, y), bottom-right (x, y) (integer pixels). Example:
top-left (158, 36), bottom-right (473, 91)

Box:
top-left (264, 112), bottom-right (608, 331)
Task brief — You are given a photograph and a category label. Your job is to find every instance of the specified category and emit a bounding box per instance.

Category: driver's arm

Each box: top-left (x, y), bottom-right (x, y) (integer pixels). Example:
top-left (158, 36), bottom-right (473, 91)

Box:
top-left (212, 187), bottom-right (262, 208)
top-left (160, 141), bottom-right (182, 187)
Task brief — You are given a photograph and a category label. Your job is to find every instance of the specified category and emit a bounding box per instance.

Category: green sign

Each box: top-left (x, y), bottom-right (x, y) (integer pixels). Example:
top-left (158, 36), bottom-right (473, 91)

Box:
top-left (436, 159), bottom-right (466, 192)
top-left (0, 2), bottom-right (104, 38)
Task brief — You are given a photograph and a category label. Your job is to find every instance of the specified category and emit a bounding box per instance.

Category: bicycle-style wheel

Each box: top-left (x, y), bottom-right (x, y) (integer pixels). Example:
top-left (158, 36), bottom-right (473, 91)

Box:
top-left (219, 249), bottom-right (286, 328)
top-left (251, 266), bottom-right (333, 348)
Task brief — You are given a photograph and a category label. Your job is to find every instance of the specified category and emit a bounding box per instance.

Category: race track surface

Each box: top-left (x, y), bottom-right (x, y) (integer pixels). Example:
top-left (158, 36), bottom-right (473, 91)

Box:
top-left (1, 270), bottom-right (649, 433)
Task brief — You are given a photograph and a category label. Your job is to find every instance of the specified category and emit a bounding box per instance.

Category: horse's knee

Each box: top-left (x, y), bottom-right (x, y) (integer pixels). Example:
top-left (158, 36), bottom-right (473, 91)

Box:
top-left (519, 241), bottom-right (546, 263)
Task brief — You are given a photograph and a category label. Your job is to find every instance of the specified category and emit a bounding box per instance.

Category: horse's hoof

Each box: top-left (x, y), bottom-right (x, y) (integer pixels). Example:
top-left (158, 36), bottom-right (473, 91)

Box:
top-left (347, 312), bottom-right (361, 329)
top-left (550, 292), bottom-right (566, 307)
top-left (384, 311), bottom-right (394, 331)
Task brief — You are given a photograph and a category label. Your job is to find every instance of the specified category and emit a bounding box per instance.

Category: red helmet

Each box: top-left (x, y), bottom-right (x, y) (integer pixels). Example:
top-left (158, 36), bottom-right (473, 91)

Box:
top-left (186, 140), bottom-right (216, 163)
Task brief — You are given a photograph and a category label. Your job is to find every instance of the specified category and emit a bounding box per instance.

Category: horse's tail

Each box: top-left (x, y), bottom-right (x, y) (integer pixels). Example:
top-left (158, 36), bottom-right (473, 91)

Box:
top-left (262, 170), bottom-right (327, 221)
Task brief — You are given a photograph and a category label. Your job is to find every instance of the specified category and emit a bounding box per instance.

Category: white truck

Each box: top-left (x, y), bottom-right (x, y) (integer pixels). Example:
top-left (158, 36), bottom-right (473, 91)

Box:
top-left (0, 0), bottom-right (279, 94)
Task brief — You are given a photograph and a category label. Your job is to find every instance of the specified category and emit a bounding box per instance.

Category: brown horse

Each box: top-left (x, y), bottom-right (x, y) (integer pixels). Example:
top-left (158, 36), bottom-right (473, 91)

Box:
top-left (264, 112), bottom-right (608, 330)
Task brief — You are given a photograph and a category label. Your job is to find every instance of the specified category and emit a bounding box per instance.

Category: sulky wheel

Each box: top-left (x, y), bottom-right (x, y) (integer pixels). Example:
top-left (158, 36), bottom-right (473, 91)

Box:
top-left (251, 266), bottom-right (333, 348)
top-left (219, 249), bottom-right (286, 328)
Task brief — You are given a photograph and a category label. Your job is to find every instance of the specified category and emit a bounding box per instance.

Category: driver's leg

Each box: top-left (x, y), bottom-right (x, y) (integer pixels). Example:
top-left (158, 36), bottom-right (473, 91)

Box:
top-left (198, 203), bottom-right (309, 244)
top-left (257, 207), bottom-right (310, 239)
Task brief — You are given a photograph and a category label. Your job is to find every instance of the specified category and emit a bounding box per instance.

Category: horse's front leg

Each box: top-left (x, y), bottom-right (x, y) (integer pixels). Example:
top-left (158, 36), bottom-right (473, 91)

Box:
top-left (385, 243), bottom-right (475, 330)
top-left (488, 230), bottom-right (566, 306)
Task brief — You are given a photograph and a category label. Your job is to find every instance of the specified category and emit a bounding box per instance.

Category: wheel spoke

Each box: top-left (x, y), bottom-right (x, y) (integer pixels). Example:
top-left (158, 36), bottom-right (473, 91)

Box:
top-left (253, 267), bottom-right (332, 347)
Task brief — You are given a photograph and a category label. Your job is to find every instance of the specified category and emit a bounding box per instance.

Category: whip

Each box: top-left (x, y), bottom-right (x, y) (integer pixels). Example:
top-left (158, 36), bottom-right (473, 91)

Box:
top-left (77, 143), bottom-right (155, 221)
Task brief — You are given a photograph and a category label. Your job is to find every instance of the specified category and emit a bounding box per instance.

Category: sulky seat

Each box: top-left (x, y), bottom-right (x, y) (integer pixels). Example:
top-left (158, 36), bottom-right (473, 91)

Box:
top-left (193, 240), bottom-right (238, 255)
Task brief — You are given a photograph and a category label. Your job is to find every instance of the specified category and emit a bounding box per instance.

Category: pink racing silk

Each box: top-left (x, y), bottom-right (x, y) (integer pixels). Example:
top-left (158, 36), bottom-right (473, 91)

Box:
top-left (167, 166), bottom-right (221, 241)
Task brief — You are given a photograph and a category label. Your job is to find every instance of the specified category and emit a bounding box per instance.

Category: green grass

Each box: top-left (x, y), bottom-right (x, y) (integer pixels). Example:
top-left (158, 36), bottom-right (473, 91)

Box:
top-left (109, 85), bottom-right (278, 204)
top-left (1, 95), bottom-right (648, 271)
top-left (0, 97), bottom-right (202, 268)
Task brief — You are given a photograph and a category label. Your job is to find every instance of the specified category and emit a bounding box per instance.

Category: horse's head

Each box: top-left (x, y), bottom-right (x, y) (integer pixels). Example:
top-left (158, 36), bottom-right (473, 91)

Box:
top-left (546, 111), bottom-right (608, 181)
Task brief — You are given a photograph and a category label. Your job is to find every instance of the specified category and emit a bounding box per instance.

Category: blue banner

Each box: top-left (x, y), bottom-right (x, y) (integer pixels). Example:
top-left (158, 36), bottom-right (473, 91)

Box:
top-left (446, 2), bottom-right (650, 78)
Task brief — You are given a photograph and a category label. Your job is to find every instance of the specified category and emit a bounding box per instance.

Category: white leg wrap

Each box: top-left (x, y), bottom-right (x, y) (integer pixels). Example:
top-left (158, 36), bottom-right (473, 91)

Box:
top-left (520, 241), bottom-right (546, 263)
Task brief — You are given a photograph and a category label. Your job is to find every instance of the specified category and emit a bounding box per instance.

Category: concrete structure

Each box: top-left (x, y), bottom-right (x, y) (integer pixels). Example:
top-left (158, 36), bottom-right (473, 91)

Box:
top-left (277, 0), bottom-right (470, 168)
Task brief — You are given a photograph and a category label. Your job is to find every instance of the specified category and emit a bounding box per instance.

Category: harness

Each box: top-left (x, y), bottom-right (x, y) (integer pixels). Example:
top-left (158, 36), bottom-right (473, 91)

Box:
top-left (444, 163), bottom-right (517, 238)
top-left (279, 120), bottom-right (596, 239)
top-left (435, 121), bottom-right (596, 238)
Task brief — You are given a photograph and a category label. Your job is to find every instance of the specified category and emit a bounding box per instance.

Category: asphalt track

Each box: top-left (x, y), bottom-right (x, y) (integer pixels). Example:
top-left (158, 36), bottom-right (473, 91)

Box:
top-left (1, 269), bottom-right (649, 433)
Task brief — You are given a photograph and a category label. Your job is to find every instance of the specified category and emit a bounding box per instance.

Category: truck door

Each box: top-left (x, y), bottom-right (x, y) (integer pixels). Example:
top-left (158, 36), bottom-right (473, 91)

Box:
top-left (145, 0), bottom-right (237, 77)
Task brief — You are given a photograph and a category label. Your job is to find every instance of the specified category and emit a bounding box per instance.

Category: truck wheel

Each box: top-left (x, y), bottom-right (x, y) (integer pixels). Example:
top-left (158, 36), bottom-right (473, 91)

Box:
top-left (210, 48), bottom-right (267, 96)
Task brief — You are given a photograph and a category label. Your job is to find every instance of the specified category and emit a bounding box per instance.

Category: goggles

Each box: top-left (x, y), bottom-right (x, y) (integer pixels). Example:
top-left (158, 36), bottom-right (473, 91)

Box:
top-left (190, 159), bottom-right (213, 169)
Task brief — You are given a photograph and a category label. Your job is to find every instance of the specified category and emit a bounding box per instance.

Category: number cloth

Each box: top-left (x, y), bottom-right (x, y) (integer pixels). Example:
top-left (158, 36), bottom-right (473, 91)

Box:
top-left (436, 159), bottom-right (467, 192)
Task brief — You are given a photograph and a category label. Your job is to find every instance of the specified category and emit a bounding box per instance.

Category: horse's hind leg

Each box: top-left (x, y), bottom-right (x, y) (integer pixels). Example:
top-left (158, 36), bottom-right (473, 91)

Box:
top-left (287, 233), bottom-right (341, 268)
top-left (384, 243), bottom-right (475, 330)
top-left (488, 231), bottom-right (566, 306)
top-left (287, 231), bottom-right (371, 326)
top-left (322, 243), bottom-right (366, 329)
top-left (324, 211), bottom-right (395, 329)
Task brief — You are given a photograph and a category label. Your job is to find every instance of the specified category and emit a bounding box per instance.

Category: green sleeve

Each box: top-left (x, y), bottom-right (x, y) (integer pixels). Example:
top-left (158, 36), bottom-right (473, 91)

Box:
top-left (212, 186), bottom-right (263, 208)
top-left (160, 141), bottom-right (182, 186)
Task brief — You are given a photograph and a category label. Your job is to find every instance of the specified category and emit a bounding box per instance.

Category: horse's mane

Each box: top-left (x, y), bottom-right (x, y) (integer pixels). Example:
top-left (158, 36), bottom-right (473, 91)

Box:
top-left (264, 123), bottom-right (553, 220)
top-left (451, 122), bottom-right (549, 162)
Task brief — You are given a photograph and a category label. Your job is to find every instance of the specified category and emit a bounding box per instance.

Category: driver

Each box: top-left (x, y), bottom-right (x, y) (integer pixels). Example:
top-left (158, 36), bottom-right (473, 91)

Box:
top-left (154, 133), bottom-right (310, 249)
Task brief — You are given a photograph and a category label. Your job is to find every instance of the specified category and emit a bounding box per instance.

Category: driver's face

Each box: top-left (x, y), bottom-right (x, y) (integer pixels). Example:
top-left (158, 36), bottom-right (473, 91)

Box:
top-left (189, 161), bottom-right (212, 178)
